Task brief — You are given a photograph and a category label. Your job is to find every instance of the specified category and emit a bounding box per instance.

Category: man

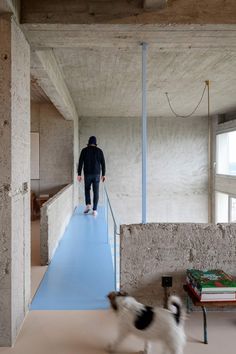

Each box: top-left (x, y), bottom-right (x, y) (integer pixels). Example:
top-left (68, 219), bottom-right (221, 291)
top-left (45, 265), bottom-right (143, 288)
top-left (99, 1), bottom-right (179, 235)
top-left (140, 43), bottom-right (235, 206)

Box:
top-left (77, 136), bottom-right (106, 216)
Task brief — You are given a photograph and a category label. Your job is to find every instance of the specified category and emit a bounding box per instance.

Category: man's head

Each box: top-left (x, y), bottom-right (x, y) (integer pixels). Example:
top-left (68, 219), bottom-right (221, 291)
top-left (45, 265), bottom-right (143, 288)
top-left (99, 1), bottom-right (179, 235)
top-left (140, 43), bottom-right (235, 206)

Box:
top-left (88, 136), bottom-right (97, 146)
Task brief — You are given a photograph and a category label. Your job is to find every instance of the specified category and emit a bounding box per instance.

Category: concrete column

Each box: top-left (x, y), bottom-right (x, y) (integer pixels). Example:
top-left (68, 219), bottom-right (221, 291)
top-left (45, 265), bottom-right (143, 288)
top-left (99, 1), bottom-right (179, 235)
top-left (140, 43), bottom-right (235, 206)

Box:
top-left (0, 14), bottom-right (30, 346)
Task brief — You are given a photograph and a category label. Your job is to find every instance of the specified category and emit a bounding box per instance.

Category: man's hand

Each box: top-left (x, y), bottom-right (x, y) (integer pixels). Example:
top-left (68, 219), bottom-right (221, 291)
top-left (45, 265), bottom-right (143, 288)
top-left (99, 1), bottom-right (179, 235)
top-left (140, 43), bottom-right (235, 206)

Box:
top-left (101, 176), bottom-right (106, 183)
top-left (77, 176), bottom-right (82, 182)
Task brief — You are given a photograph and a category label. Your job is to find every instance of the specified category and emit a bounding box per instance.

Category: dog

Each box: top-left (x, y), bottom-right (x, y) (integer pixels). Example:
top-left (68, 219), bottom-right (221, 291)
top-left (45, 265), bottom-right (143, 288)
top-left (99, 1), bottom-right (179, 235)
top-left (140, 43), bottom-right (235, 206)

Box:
top-left (107, 291), bottom-right (186, 354)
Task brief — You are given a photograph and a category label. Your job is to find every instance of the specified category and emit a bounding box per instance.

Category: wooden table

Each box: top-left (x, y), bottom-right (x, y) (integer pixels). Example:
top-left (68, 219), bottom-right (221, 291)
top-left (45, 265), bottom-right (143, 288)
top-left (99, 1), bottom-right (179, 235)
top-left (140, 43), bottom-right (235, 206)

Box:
top-left (183, 284), bottom-right (236, 344)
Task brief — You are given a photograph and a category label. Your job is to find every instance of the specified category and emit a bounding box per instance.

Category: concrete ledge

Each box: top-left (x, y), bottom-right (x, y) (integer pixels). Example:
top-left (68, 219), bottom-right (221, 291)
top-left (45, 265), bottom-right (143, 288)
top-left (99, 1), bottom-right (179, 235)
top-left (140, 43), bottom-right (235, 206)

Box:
top-left (21, 0), bottom-right (236, 25)
top-left (120, 223), bottom-right (236, 306)
top-left (40, 183), bottom-right (74, 265)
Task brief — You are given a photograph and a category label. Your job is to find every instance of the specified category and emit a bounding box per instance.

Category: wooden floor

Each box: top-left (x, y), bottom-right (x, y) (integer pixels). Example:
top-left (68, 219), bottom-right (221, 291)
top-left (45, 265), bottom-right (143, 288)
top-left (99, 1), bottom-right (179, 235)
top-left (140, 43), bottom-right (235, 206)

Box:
top-left (0, 310), bottom-right (235, 354)
top-left (0, 220), bottom-right (235, 354)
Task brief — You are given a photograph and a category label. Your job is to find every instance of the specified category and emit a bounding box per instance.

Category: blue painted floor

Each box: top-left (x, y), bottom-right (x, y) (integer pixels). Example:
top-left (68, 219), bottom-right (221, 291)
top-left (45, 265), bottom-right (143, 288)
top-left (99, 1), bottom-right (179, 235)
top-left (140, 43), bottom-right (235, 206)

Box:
top-left (31, 206), bottom-right (115, 310)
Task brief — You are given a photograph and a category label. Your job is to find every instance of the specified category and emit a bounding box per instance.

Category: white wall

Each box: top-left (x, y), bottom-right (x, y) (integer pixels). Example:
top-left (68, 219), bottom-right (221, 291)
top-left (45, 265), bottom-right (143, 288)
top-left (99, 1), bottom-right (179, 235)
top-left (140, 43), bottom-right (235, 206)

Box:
top-left (79, 116), bottom-right (208, 224)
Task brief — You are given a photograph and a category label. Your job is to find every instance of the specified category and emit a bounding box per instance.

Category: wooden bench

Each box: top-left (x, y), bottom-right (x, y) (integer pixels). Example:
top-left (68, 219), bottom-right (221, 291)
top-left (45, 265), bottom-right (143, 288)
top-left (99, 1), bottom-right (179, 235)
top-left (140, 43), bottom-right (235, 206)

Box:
top-left (183, 284), bottom-right (236, 344)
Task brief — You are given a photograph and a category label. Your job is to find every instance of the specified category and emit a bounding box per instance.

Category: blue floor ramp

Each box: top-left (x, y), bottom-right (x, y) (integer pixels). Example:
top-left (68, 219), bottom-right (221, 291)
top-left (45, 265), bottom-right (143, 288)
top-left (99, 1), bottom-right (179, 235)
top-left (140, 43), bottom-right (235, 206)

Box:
top-left (31, 206), bottom-right (115, 310)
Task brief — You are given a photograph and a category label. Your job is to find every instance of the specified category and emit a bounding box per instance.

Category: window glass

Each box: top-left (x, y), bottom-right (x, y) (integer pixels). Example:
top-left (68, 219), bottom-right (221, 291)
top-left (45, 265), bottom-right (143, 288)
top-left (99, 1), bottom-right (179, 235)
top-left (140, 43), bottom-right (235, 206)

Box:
top-left (230, 197), bottom-right (236, 222)
top-left (216, 131), bottom-right (236, 175)
top-left (215, 192), bottom-right (228, 223)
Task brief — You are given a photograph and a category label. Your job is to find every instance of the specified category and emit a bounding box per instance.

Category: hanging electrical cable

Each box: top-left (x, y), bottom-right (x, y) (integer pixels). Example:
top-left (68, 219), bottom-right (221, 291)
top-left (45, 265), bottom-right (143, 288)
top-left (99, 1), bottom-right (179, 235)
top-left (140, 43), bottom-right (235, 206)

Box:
top-left (165, 82), bottom-right (207, 118)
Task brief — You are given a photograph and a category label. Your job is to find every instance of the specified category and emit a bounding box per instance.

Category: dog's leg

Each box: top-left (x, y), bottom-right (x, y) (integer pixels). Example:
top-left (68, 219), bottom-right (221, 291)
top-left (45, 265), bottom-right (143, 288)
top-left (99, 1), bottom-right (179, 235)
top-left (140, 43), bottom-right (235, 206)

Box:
top-left (107, 328), bottom-right (128, 353)
top-left (144, 341), bottom-right (151, 354)
top-left (163, 343), bottom-right (183, 354)
top-left (138, 341), bottom-right (151, 354)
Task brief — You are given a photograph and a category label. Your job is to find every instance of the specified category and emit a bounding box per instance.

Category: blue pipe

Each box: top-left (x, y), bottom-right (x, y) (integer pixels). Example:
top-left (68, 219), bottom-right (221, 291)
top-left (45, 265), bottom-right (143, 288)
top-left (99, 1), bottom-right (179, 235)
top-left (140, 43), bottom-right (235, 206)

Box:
top-left (142, 42), bottom-right (148, 224)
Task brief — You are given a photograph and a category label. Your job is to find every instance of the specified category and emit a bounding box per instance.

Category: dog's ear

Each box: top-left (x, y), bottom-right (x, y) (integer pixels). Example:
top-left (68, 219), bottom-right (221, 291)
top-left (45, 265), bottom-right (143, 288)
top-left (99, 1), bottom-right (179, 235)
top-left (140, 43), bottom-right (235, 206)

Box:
top-left (107, 291), bottom-right (116, 301)
top-left (118, 291), bottom-right (128, 297)
top-left (107, 291), bottom-right (118, 311)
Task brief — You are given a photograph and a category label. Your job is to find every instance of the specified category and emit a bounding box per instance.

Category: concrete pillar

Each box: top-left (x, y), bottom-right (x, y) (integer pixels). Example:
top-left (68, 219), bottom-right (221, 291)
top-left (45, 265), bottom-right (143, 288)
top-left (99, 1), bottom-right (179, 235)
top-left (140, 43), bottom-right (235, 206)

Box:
top-left (0, 14), bottom-right (30, 346)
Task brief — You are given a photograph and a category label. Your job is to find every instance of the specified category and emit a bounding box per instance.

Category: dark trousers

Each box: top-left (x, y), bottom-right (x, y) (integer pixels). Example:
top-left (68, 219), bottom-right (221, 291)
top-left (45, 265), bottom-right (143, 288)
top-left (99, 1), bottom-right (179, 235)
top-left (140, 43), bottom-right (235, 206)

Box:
top-left (84, 174), bottom-right (100, 211)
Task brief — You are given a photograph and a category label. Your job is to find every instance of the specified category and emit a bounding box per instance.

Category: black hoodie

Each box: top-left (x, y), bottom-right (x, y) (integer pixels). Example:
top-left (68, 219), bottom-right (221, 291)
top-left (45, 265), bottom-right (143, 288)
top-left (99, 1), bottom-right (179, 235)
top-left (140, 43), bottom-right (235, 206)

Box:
top-left (77, 145), bottom-right (106, 176)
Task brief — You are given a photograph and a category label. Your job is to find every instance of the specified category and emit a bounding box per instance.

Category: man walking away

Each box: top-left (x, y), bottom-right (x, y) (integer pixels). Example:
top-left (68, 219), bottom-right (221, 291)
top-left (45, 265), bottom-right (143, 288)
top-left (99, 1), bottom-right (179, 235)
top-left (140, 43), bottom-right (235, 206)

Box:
top-left (77, 136), bottom-right (106, 216)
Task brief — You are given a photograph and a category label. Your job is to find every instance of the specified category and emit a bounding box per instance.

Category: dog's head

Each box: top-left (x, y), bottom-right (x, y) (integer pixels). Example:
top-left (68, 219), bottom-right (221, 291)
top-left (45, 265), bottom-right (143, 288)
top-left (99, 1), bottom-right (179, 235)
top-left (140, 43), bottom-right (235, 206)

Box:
top-left (107, 291), bottom-right (128, 311)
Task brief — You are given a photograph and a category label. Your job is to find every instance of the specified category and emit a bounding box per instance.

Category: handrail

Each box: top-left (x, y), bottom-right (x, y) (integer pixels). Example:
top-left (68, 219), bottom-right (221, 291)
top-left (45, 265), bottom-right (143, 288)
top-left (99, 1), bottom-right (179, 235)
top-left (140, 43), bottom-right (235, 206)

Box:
top-left (103, 184), bottom-right (120, 290)
top-left (104, 185), bottom-right (119, 235)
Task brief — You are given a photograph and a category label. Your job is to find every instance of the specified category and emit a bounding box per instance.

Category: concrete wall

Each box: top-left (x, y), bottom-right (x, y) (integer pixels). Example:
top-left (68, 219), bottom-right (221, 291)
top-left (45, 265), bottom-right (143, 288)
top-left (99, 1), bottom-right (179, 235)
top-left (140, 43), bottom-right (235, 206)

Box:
top-left (120, 223), bottom-right (236, 306)
top-left (73, 114), bottom-right (79, 207)
top-left (40, 184), bottom-right (73, 265)
top-left (31, 102), bottom-right (73, 196)
top-left (0, 15), bottom-right (30, 346)
top-left (79, 116), bottom-right (208, 224)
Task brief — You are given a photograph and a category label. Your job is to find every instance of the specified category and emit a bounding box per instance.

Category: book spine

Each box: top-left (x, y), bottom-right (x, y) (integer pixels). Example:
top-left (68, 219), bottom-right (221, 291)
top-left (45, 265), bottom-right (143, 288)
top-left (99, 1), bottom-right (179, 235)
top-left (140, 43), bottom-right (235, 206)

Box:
top-left (186, 275), bottom-right (236, 293)
top-left (186, 275), bottom-right (202, 292)
top-left (186, 270), bottom-right (236, 291)
top-left (186, 284), bottom-right (236, 302)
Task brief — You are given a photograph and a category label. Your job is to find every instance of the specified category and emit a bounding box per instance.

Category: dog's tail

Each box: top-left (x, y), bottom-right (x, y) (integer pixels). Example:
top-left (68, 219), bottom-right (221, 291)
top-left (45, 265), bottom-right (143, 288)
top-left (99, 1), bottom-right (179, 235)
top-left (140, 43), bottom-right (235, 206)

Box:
top-left (167, 295), bottom-right (184, 325)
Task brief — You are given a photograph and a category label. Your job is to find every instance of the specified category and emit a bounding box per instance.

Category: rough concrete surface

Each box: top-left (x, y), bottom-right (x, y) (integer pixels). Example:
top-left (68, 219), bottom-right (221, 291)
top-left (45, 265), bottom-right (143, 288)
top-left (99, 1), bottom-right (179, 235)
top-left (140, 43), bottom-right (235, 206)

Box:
top-left (30, 102), bottom-right (73, 196)
top-left (51, 44), bottom-right (236, 119)
top-left (73, 115), bottom-right (79, 208)
top-left (80, 116), bottom-right (208, 224)
top-left (0, 0), bottom-right (20, 21)
top-left (0, 15), bottom-right (30, 346)
top-left (0, 14), bottom-right (12, 347)
top-left (32, 49), bottom-right (78, 122)
top-left (40, 184), bottom-right (73, 265)
top-left (11, 17), bottom-right (30, 344)
top-left (20, 0), bottom-right (236, 24)
top-left (120, 223), bottom-right (236, 306)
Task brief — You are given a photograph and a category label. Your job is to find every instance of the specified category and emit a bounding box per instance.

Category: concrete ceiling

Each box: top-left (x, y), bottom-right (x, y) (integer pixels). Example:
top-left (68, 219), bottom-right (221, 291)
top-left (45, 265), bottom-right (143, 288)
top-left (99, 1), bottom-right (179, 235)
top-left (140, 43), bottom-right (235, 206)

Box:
top-left (26, 24), bottom-right (236, 118)
top-left (31, 77), bottom-right (50, 103)
top-left (54, 45), bottom-right (236, 118)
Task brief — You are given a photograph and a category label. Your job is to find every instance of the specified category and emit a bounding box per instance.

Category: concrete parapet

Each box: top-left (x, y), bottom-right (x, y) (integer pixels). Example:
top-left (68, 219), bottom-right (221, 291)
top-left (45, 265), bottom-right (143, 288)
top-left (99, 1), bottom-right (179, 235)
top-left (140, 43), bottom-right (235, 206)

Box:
top-left (40, 184), bottom-right (74, 265)
top-left (120, 223), bottom-right (236, 306)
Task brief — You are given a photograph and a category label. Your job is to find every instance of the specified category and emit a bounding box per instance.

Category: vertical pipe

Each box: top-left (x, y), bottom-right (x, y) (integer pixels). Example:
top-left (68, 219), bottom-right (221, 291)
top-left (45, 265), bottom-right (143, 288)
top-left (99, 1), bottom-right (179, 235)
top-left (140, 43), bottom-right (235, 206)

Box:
top-left (206, 80), bottom-right (212, 223)
top-left (114, 224), bottom-right (117, 290)
top-left (142, 42), bottom-right (148, 224)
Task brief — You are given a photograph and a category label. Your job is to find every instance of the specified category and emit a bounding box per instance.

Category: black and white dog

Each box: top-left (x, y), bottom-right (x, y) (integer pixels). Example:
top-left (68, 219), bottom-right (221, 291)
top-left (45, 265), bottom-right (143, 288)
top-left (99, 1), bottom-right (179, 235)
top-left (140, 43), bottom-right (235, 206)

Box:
top-left (107, 291), bottom-right (186, 354)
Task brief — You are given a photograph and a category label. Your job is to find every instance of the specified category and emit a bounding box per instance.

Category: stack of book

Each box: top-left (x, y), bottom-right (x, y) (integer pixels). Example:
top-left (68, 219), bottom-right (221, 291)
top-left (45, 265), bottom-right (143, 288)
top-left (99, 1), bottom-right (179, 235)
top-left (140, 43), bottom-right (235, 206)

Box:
top-left (186, 269), bottom-right (236, 302)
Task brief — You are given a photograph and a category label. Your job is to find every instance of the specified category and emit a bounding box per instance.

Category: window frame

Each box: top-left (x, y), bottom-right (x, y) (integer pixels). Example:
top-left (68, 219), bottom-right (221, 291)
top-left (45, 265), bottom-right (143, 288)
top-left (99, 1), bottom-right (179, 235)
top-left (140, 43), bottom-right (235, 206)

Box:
top-left (214, 119), bottom-right (236, 224)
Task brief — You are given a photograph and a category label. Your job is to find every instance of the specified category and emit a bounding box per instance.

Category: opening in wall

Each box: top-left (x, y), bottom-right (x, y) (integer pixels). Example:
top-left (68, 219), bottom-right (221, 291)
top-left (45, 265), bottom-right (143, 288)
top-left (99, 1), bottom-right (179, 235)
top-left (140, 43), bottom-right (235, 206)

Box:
top-left (215, 192), bottom-right (236, 223)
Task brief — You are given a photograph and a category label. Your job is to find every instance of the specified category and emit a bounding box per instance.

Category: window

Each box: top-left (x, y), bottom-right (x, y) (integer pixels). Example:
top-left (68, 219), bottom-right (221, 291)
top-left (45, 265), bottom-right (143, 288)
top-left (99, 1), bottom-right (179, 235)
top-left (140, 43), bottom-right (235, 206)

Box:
top-left (216, 131), bottom-right (236, 176)
top-left (215, 192), bottom-right (236, 223)
top-left (215, 192), bottom-right (228, 223)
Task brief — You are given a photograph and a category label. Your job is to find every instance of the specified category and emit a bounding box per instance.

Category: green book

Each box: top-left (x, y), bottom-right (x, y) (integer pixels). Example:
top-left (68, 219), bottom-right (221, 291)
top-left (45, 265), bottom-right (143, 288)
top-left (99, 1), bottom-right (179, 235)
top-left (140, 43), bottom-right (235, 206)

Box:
top-left (186, 269), bottom-right (236, 293)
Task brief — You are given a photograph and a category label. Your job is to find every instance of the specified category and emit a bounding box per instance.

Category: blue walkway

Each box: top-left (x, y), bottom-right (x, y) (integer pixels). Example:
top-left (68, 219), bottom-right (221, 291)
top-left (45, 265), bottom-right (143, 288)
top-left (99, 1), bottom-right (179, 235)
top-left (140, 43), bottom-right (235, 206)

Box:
top-left (31, 206), bottom-right (115, 310)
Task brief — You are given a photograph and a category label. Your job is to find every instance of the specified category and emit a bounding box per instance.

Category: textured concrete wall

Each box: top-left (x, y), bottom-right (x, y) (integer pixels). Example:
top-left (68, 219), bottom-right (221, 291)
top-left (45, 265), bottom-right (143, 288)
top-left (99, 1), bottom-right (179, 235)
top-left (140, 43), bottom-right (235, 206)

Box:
top-left (0, 16), bottom-right (11, 346)
top-left (79, 116), bottom-right (208, 224)
top-left (30, 102), bottom-right (73, 195)
top-left (120, 223), bottom-right (236, 306)
top-left (40, 184), bottom-right (73, 265)
top-left (73, 115), bottom-right (79, 207)
top-left (0, 15), bottom-right (30, 346)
